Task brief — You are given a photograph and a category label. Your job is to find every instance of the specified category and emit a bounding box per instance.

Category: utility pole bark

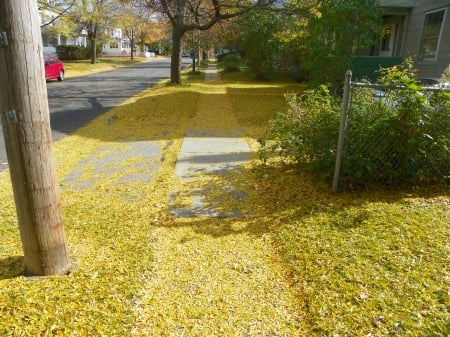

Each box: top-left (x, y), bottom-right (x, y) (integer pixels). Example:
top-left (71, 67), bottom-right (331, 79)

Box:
top-left (0, 0), bottom-right (70, 276)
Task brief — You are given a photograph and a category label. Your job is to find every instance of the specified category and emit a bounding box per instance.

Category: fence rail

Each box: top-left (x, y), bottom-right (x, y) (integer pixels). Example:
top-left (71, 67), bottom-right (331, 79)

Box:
top-left (332, 70), bottom-right (450, 192)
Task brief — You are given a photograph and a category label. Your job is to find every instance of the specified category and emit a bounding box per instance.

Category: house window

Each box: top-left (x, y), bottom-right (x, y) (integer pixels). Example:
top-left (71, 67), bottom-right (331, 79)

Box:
top-left (419, 9), bottom-right (446, 61)
top-left (110, 41), bottom-right (118, 49)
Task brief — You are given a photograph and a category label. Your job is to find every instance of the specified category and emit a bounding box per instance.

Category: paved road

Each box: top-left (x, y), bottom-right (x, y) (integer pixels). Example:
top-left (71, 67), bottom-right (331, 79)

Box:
top-left (0, 57), bottom-right (190, 171)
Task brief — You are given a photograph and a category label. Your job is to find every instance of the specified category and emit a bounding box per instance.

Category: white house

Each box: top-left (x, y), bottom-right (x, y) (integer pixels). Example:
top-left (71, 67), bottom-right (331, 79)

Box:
top-left (102, 28), bottom-right (153, 58)
top-left (39, 1), bottom-right (153, 58)
top-left (102, 28), bottom-right (129, 56)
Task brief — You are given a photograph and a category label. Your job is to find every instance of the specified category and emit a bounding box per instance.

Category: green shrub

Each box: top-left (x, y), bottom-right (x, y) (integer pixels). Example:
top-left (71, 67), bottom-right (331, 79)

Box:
top-left (259, 85), bottom-right (340, 178)
top-left (259, 60), bottom-right (450, 188)
top-left (344, 61), bottom-right (450, 187)
top-left (220, 54), bottom-right (243, 73)
top-left (56, 45), bottom-right (90, 60)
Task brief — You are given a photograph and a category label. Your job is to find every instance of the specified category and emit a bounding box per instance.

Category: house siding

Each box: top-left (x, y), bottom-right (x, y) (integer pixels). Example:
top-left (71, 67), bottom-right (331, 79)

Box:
top-left (402, 0), bottom-right (450, 78)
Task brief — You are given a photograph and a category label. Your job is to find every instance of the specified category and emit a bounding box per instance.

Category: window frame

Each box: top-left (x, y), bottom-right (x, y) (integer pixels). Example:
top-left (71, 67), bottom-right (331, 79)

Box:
top-left (418, 8), bottom-right (447, 62)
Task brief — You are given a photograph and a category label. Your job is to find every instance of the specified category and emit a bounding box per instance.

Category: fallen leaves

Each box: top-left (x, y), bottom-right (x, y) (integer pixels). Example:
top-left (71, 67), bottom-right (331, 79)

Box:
top-left (0, 65), bottom-right (448, 336)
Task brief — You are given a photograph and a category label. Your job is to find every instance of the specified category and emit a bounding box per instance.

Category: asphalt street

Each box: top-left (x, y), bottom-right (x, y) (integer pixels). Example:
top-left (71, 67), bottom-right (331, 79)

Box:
top-left (0, 57), bottom-right (190, 171)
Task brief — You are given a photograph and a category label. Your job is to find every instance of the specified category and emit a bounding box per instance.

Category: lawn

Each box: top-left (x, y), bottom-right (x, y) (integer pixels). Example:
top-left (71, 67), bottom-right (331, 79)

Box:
top-left (63, 56), bottom-right (151, 78)
top-left (0, 64), bottom-right (448, 336)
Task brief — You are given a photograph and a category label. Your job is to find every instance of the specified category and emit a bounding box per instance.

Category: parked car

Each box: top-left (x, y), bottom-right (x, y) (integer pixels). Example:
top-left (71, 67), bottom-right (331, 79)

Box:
top-left (417, 77), bottom-right (450, 88)
top-left (44, 55), bottom-right (64, 81)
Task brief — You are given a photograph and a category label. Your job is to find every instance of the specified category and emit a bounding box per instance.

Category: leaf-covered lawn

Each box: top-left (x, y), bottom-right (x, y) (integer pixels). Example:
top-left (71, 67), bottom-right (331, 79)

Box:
top-left (0, 65), bottom-right (448, 336)
top-left (63, 57), bottom-right (150, 78)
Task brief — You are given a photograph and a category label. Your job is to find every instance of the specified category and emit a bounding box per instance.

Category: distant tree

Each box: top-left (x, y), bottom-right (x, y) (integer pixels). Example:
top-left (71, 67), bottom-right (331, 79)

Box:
top-left (235, 9), bottom-right (285, 80)
top-left (39, 0), bottom-right (78, 47)
top-left (71, 0), bottom-right (122, 64)
top-left (132, 0), bottom-right (275, 84)
top-left (117, 2), bottom-right (154, 59)
top-left (137, 15), bottom-right (168, 53)
top-left (211, 20), bottom-right (240, 53)
top-left (195, 22), bottom-right (229, 56)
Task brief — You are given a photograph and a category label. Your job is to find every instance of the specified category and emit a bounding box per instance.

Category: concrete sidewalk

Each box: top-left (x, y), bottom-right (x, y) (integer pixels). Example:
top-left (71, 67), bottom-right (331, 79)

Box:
top-left (169, 64), bottom-right (252, 217)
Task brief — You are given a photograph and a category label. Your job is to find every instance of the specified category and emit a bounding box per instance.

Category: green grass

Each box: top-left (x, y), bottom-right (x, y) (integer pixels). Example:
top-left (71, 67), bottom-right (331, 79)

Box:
top-left (0, 64), bottom-right (448, 336)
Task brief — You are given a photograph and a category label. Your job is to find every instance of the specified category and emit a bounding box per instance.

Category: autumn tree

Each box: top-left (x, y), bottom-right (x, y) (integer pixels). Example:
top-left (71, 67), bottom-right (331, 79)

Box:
top-left (39, 0), bottom-right (79, 50)
top-left (71, 0), bottom-right (122, 63)
top-left (139, 14), bottom-right (169, 52)
top-left (38, 0), bottom-right (76, 28)
top-left (118, 2), bottom-right (154, 59)
top-left (188, 22), bottom-right (228, 57)
top-left (132, 0), bottom-right (275, 84)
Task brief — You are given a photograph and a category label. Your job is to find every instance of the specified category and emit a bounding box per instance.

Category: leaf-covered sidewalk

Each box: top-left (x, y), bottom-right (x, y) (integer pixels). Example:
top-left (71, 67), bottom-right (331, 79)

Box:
top-left (132, 66), bottom-right (302, 335)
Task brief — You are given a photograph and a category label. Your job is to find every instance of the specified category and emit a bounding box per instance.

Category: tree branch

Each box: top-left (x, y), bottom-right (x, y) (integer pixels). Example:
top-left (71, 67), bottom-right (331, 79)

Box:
top-left (39, 0), bottom-right (76, 28)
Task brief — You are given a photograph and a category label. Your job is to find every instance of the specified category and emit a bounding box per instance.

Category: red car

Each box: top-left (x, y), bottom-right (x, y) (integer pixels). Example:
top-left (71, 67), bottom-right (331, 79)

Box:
top-left (44, 55), bottom-right (65, 81)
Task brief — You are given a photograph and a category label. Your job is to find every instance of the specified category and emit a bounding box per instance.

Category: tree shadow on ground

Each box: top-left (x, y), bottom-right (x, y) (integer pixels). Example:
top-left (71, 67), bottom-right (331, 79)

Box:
top-left (0, 256), bottom-right (24, 280)
top-left (54, 66), bottom-right (448, 241)
top-left (152, 158), bottom-right (449, 240)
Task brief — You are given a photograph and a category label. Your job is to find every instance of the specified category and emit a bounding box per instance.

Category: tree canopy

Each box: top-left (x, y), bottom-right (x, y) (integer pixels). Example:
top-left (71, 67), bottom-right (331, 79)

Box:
top-left (228, 0), bottom-right (382, 88)
top-left (39, 0), bottom-right (384, 87)
top-left (302, 0), bottom-right (383, 89)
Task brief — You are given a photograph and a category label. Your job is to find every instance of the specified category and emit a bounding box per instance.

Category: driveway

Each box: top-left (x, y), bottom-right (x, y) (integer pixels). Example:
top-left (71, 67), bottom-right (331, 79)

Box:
top-left (0, 57), bottom-right (191, 171)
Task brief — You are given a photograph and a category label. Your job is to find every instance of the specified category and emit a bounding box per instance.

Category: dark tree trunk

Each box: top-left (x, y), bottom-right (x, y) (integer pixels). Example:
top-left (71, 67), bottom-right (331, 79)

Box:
top-left (90, 37), bottom-right (97, 64)
top-left (170, 26), bottom-right (183, 84)
top-left (89, 24), bottom-right (98, 64)
top-left (130, 30), bottom-right (135, 60)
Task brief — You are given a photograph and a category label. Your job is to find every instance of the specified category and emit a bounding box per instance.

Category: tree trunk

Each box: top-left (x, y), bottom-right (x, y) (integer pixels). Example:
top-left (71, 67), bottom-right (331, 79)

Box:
top-left (170, 26), bottom-right (183, 84)
top-left (0, 0), bottom-right (70, 276)
top-left (89, 23), bottom-right (98, 64)
top-left (130, 30), bottom-right (135, 60)
top-left (90, 37), bottom-right (97, 64)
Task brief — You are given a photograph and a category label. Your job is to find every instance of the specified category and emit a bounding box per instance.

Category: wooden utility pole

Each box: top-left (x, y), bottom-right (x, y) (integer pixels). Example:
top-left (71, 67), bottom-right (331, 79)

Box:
top-left (0, 0), bottom-right (70, 276)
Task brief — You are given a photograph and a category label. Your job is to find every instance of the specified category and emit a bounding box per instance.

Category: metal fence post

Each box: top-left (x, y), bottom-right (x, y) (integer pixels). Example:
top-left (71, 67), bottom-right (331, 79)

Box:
top-left (332, 70), bottom-right (352, 193)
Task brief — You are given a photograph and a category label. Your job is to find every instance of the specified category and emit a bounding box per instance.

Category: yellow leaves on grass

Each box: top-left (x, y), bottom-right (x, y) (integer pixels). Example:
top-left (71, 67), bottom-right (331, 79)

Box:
top-left (0, 64), bottom-right (448, 336)
top-left (133, 223), bottom-right (302, 336)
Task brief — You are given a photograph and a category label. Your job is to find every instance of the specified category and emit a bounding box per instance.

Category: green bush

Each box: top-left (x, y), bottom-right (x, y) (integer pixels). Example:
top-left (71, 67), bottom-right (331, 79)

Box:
top-left (259, 85), bottom-right (340, 177)
top-left (219, 54), bottom-right (243, 73)
top-left (259, 60), bottom-right (450, 188)
top-left (56, 45), bottom-right (90, 60)
top-left (344, 61), bottom-right (450, 187)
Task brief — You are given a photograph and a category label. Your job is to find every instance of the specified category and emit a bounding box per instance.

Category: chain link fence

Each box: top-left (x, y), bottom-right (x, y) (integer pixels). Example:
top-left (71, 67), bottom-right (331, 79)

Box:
top-left (333, 71), bottom-right (450, 192)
